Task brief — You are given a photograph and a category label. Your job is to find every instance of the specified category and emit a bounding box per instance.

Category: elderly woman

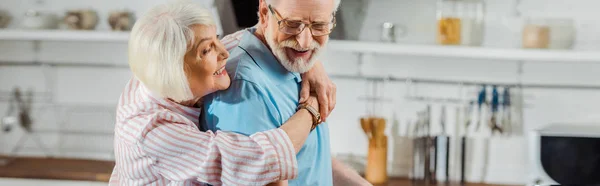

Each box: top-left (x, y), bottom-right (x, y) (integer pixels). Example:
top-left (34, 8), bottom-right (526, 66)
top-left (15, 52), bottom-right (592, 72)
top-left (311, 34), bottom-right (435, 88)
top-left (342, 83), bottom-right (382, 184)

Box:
top-left (109, 1), bottom-right (335, 185)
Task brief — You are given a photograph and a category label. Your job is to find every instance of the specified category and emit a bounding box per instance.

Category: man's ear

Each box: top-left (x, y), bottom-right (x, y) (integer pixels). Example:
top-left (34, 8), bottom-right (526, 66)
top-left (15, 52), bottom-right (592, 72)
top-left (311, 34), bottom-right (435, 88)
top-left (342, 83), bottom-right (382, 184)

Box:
top-left (258, 0), bottom-right (269, 26)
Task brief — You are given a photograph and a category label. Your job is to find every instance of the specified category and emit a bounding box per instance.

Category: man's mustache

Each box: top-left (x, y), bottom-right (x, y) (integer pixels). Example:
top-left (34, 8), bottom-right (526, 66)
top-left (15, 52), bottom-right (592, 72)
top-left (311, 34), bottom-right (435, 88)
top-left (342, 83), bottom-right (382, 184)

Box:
top-left (279, 39), bottom-right (320, 51)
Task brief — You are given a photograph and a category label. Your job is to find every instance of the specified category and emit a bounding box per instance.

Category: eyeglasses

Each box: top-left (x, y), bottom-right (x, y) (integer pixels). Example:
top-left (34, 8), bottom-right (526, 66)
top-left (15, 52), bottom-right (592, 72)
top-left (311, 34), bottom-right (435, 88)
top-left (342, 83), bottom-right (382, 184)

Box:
top-left (268, 5), bottom-right (336, 37)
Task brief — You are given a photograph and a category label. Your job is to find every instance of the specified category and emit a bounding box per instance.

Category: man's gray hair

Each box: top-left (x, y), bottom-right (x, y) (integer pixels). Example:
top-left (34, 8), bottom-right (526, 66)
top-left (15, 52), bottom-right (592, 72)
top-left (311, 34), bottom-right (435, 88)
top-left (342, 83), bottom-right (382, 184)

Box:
top-left (128, 1), bottom-right (214, 102)
top-left (265, 0), bottom-right (341, 12)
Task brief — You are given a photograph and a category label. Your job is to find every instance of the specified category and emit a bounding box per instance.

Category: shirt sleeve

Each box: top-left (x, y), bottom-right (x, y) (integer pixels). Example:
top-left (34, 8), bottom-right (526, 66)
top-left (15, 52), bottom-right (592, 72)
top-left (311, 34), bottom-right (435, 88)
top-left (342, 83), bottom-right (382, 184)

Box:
top-left (204, 79), bottom-right (282, 135)
top-left (139, 112), bottom-right (298, 185)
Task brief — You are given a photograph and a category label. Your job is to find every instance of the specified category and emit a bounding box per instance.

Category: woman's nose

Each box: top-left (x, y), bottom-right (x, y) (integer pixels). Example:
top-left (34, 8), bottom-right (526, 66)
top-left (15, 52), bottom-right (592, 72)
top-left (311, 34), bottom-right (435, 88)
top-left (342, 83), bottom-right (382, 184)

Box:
top-left (217, 42), bottom-right (229, 61)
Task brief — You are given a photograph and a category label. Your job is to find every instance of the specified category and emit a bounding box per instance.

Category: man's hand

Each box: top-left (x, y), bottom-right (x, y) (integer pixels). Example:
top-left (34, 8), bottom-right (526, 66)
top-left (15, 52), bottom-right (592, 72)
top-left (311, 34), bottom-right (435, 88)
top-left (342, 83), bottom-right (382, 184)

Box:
top-left (300, 61), bottom-right (336, 122)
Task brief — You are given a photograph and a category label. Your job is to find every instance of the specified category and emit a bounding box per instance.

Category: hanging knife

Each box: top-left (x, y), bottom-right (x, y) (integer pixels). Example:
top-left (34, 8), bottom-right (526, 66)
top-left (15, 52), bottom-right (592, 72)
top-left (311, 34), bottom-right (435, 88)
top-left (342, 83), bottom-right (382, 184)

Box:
top-left (502, 87), bottom-right (511, 135)
top-left (464, 101), bottom-right (474, 134)
top-left (475, 85), bottom-right (486, 131)
top-left (440, 105), bottom-right (447, 135)
top-left (490, 85), bottom-right (502, 134)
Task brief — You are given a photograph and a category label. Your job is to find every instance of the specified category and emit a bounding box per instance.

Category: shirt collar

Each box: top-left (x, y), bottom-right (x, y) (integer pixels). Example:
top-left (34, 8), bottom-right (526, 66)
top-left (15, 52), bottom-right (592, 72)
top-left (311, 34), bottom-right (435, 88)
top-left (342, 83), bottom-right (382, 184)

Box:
top-left (238, 27), bottom-right (302, 84)
top-left (139, 83), bottom-right (202, 125)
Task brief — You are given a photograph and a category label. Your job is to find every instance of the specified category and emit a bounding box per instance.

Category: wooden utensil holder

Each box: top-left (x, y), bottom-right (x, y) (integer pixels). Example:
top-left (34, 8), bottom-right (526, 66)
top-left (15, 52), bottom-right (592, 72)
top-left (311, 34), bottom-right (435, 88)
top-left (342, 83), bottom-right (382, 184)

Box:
top-left (365, 136), bottom-right (388, 184)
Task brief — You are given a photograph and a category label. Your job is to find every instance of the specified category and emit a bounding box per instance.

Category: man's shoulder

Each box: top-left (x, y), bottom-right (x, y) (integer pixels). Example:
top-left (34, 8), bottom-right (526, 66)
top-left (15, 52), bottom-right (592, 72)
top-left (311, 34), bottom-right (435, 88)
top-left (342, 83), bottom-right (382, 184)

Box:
top-left (226, 49), bottom-right (270, 87)
top-left (221, 30), bottom-right (245, 51)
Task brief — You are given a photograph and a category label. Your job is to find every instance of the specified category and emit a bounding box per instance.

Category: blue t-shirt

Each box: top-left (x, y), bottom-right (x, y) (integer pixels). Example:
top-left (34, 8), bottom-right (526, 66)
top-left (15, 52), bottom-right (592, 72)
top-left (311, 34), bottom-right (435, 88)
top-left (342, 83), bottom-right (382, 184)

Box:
top-left (202, 28), bottom-right (333, 186)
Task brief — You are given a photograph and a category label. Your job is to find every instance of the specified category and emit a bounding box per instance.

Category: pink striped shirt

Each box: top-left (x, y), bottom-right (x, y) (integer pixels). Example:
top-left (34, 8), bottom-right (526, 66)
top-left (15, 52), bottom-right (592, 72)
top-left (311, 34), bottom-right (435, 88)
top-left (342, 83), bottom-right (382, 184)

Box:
top-left (109, 78), bottom-right (298, 185)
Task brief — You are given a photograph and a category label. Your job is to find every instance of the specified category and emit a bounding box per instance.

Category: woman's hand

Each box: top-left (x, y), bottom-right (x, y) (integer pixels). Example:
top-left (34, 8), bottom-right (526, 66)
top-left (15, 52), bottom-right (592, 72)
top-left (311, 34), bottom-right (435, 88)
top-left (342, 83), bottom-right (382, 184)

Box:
top-left (300, 61), bottom-right (336, 122)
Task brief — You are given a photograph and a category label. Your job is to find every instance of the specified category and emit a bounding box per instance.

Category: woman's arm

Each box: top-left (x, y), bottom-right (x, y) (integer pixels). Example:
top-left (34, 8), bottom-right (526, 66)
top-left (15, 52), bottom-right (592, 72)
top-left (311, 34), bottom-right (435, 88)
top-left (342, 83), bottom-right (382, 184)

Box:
top-left (279, 96), bottom-right (319, 153)
top-left (140, 118), bottom-right (298, 185)
top-left (265, 97), bottom-right (319, 186)
top-left (139, 97), bottom-right (319, 185)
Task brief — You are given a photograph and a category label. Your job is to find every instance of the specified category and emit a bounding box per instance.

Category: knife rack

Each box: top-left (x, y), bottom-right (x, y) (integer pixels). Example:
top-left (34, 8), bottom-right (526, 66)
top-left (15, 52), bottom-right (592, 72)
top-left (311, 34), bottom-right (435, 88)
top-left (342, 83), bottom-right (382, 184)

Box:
top-left (412, 135), bottom-right (455, 183)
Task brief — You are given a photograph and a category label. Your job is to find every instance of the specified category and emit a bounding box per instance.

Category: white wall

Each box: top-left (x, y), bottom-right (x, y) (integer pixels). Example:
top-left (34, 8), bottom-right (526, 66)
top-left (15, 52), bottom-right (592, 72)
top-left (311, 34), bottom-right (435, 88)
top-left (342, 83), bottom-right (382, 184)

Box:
top-left (1, 0), bottom-right (600, 185)
top-left (327, 0), bottom-right (600, 184)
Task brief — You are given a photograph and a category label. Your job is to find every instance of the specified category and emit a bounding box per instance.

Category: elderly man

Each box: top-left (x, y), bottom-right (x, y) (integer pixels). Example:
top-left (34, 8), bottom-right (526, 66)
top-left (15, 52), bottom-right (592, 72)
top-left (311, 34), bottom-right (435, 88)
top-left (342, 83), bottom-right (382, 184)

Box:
top-left (203, 0), bottom-right (370, 185)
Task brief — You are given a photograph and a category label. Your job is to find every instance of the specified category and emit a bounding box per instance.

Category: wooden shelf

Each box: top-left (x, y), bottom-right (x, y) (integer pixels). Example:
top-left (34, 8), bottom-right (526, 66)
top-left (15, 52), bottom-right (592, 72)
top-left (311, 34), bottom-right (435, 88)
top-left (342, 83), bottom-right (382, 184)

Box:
top-left (0, 29), bottom-right (129, 42)
top-left (327, 40), bottom-right (600, 63)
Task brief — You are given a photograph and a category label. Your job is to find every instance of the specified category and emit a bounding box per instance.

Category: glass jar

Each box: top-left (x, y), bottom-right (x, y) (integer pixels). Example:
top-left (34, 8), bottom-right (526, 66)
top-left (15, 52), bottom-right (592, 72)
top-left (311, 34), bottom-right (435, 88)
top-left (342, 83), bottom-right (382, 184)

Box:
top-left (522, 18), bottom-right (551, 49)
top-left (547, 18), bottom-right (575, 49)
top-left (436, 0), bottom-right (485, 46)
top-left (459, 0), bottom-right (485, 46)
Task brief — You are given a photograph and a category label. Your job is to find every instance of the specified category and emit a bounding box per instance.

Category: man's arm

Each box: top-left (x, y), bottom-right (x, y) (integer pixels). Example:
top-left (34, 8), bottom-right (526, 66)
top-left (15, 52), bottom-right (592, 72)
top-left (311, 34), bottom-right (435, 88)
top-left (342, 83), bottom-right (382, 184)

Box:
top-left (332, 157), bottom-right (372, 186)
top-left (300, 60), bottom-right (336, 121)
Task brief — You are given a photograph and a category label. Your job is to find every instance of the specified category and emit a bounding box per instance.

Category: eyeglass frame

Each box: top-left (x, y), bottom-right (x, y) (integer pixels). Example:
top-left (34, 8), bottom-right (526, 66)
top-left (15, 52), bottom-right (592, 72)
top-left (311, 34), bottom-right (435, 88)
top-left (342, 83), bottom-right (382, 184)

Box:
top-left (267, 4), bottom-right (337, 37)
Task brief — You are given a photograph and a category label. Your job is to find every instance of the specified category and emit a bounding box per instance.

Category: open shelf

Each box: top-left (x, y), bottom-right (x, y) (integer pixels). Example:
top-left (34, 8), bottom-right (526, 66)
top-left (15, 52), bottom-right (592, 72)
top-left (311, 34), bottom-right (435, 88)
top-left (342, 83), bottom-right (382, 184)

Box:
top-left (0, 29), bottom-right (129, 42)
top-left (327, 40), bottom-right (600, 63)
top-left (1, 30), bottom-right (599, 63)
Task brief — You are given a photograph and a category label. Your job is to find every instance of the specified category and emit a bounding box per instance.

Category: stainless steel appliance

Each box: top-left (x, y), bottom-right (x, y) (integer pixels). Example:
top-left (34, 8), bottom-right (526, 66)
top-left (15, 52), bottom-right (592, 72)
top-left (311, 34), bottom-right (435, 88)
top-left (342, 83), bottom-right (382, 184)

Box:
top-left (528, 124), bottom-right (600, 185)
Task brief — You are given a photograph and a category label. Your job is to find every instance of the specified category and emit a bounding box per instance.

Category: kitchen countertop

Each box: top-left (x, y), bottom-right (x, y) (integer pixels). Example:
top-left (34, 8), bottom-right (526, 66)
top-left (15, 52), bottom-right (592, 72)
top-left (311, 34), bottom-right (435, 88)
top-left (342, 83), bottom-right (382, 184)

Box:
top-left (0, 156), bottom-right (519, 186)
top-left (374, 178), bottom-right (519, 186)
top-left (0, 156), bottom-right (114, 182)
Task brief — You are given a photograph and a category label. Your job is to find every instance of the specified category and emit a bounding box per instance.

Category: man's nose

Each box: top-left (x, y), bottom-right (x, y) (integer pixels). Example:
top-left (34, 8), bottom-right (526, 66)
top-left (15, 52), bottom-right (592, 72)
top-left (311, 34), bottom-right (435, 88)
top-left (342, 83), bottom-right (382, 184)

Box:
top-left (295, 28), bottom-right (313, 49)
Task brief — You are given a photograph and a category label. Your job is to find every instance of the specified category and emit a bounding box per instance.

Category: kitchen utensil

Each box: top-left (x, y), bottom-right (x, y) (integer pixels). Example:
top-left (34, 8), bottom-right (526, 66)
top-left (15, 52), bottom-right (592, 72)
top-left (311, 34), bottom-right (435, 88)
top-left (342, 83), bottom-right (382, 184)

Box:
top-left (490, 86), bottom-right (502, 134)
top-left (501, 87), bottom-right (511, 135)
top-left (361, 117), bottom-right (372, 139)
top-left (63, 9), bottom-right (98, 30)
top-left (440, 105), bottom-right (447, 135)
top-left (451, 106), bottom-right (461, 181)
top-left (480, 137), bottom-right (491, 182)
top-left (0, 9), bottom-right (11, 28)
top-left (365, 117), bottom-right (388, 184)
top-left (1, 89), bottom-right (18, 132)
top-left (465, 101), bottom-right (474, 132)
top-left (373, 118), bottom-right (387, 147)
top-left (412, 136), bottom-right (422, 179)
top-left (427, 136), bottom-right (436, 184)
top-left (436, 105), bottom-right (450, 182)
top-left (426, 105), bottom-right (432, 136)
top-left (381, 22), bottom-right (396, 43)
top-left (475, 85), bottom-right (486, 131)
top-left (21, 10), bottom-right (58, 29)
top-left (460, 136), bottom-right (466, 183)
top-left (13, 88), bottom-right (33, 132)
top-left (6, 87), bottom-right (51, 157)
top-left (108, 10), bottom-right (135, 31)
top-left (435, 135), bottom-right (450, 183)
top-left (370, 118), bottom-right (377, 146)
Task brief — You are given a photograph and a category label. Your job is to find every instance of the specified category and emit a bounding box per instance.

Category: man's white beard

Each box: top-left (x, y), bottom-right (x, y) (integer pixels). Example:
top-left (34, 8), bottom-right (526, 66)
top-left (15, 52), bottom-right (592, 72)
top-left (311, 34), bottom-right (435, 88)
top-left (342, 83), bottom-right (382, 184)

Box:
top-left (265, 27), bottom-right (322, 73)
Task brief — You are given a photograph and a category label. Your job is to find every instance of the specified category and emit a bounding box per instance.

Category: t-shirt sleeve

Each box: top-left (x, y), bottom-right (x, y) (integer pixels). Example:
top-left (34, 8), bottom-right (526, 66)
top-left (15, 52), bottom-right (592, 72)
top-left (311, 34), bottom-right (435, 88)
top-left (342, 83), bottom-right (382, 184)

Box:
top-left (204, 79), bottom-right (282, 135)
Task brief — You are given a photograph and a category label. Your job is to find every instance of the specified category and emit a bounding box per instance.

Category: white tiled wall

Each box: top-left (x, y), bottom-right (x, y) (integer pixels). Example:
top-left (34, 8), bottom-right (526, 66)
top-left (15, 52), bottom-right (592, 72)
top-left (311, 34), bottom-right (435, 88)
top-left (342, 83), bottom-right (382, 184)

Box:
top-left (1, 0), bottom-right (600, 185)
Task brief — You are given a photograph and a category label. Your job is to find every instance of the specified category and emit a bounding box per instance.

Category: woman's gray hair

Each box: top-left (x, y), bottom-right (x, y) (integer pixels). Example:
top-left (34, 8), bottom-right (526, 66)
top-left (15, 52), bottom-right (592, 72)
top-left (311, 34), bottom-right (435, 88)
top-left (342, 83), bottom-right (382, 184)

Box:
top-left (128, 1), bottom-right (214, 102)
